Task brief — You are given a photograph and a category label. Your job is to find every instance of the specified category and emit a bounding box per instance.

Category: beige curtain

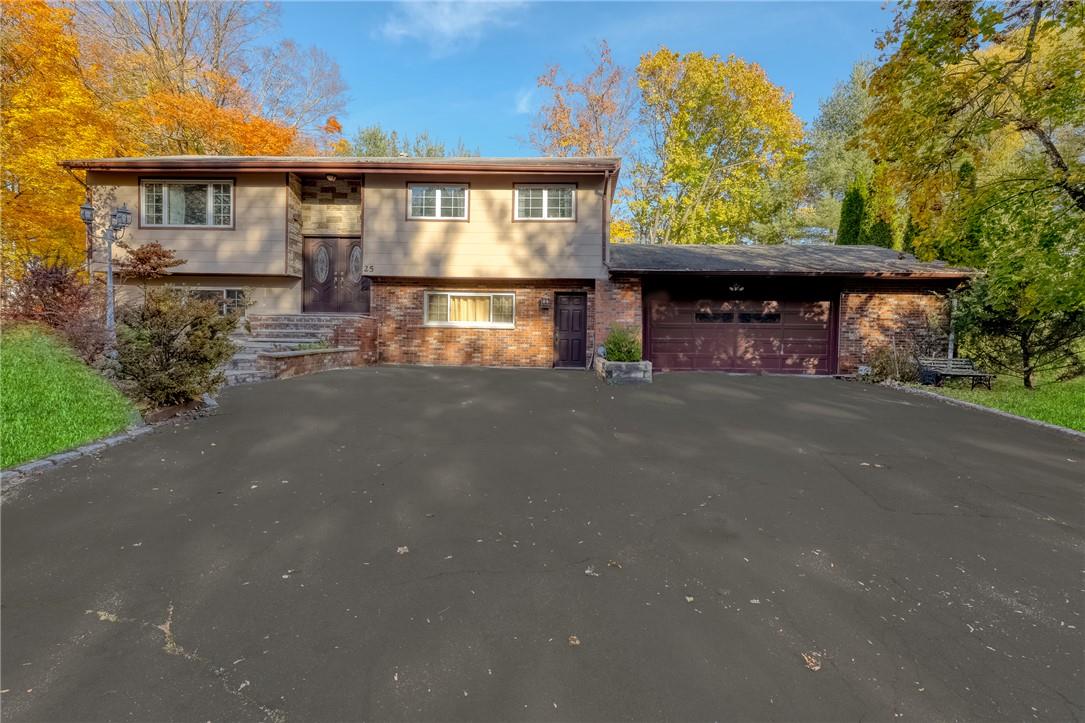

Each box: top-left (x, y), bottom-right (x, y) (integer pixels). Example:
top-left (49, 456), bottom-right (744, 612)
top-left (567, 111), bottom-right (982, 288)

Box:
top-left (450, 296), bottom-right (490, 322)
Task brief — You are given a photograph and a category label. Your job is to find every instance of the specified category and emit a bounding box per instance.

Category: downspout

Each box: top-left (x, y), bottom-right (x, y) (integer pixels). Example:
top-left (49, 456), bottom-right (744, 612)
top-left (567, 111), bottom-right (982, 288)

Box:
top-left (602, 169), bottom-right (612, 267)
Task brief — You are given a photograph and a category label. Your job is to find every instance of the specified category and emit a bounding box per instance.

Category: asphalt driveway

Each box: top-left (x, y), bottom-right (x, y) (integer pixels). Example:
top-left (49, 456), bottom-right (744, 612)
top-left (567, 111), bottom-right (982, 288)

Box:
top-left (2, 368), bottom-right (1082, 721)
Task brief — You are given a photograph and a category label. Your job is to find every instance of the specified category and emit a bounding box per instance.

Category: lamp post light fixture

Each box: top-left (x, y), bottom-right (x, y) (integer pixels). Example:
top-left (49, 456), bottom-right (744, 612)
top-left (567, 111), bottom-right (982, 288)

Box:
top-left (79, 200), bottom-right (132, 338)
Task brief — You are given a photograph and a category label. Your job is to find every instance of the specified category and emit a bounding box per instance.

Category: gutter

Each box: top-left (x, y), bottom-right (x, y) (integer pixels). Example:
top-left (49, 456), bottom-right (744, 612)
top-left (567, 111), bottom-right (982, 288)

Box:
top-left (606, 269), bottom-right (975, 280)
top-left (60, 158), bottom-right (621, 175)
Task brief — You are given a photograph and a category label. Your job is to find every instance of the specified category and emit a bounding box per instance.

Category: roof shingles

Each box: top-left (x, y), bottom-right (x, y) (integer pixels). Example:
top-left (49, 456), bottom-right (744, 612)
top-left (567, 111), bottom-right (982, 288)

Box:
top-left (607, 243), bottom-right (973, 278)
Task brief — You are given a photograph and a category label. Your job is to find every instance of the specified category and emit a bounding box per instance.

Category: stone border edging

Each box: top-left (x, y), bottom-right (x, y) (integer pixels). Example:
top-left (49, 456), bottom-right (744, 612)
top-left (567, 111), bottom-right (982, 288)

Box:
top-left (1, 393), bottom-right (219, 496)
top-left (886, 382), bottom-right (1085, 440)
top-left (1, 423), bottom-right (153, 496)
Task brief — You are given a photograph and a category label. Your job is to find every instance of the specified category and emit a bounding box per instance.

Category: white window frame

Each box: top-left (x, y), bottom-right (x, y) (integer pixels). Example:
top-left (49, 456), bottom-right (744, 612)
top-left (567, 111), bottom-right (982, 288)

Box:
top-left (407, 183), bottom-right (469, 220)
top-left (140, 179), bottom-right (234, 228)
top-left (423, 291), bottom-right (515, 329)
top-left (513, 184), bottom-right (576, 221)
top-left (183, 287), bottom-right (246, 315)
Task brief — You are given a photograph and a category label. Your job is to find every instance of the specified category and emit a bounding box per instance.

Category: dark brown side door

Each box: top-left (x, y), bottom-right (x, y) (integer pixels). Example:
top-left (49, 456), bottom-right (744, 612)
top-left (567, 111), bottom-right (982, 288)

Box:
top-left (303, 237), bottom-right (370, 313)
top-left (555, 293), bottom-right (587, 368)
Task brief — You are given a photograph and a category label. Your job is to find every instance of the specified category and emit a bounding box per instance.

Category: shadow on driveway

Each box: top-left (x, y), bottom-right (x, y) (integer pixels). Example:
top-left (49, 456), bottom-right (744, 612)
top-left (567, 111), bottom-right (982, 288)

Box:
top-left (2, 368), bottom-right (1082, 721)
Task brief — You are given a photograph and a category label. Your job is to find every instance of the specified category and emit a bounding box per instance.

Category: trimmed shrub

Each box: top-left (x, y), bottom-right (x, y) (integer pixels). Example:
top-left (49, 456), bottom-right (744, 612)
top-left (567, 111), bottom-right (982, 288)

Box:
top-left (115, 288), bottom-right (239, 406)
top-left (604, 325), bottom-right (642, 362)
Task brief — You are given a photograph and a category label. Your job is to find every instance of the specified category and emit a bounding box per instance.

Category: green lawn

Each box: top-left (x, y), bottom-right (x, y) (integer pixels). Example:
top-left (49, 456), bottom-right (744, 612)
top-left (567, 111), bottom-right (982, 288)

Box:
top-left (1, 325), bottom-right (137, 468)
top-left (923, 374), bottom-right (1085, 432)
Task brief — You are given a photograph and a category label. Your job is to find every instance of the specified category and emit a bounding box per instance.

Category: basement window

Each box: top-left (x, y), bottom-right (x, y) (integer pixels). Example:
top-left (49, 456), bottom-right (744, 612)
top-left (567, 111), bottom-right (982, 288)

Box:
top-left (424, 291), bottom-right (514, 328)
top-left (187, 288), bottom-right (246, 315)
top-left (141, 180), bottom-right (233, 227)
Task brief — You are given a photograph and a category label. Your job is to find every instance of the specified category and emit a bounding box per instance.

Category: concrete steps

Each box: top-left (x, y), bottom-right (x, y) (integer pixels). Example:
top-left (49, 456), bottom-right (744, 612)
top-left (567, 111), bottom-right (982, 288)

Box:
top-left (223, 314), bottom-right (369, 386)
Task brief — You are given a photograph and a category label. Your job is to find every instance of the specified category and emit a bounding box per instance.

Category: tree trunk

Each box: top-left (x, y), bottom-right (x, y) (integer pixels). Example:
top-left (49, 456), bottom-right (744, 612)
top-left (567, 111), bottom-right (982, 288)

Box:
top-left (1020, 122), bottom-right (1085, 214)
top-left (1020, 334), bottom-right (1033, 389)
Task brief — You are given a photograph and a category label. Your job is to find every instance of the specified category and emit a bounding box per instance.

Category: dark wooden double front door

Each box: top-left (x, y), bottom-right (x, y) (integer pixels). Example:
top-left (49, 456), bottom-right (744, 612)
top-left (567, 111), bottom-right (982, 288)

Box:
top-left (555, 292), bottom-right (587, 367)
top-left (303, 236), bottom-right (370, 313)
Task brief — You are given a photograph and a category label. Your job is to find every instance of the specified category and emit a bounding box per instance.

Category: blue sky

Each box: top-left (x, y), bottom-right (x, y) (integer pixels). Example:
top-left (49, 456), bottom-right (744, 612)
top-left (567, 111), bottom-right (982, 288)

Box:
top-left (269, 1), bottom-right (890, 155)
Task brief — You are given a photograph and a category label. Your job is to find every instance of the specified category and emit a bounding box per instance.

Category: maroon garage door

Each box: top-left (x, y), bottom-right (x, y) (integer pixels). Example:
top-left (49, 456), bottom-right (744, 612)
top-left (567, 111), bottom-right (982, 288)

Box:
top-left (647, 298), bottom-right (834, 373)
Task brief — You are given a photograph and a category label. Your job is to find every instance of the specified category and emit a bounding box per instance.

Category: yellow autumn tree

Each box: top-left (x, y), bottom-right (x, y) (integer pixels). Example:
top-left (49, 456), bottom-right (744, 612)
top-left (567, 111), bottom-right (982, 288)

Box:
top-left (630, 48), bottom-right (806, 245)
top-left (0, 0), bottom-right (132, 270)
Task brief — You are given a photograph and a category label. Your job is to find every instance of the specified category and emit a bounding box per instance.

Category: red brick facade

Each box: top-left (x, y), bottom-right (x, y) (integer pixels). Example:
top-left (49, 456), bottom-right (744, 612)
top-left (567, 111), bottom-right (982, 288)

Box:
top-left (371, 279), bottom-right (600, 367)
top-left (594, 276), bottom-right (643, 346)
top-left (365, 276), bottom-right (952, 373)
top-left (837, 287), bottom-right (950, 374)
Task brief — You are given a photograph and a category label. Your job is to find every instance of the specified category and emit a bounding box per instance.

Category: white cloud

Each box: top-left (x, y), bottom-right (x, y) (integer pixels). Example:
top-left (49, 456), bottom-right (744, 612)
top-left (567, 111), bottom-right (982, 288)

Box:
top-left (514, 86), bottom-right (534, 115)
top-left (381, 1), bottom-right (526, 56)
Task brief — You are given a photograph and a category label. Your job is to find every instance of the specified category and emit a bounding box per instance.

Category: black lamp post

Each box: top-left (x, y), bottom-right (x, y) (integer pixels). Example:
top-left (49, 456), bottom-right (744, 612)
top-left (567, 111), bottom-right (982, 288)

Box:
top-left (79, 200), bottom-right (131, 338)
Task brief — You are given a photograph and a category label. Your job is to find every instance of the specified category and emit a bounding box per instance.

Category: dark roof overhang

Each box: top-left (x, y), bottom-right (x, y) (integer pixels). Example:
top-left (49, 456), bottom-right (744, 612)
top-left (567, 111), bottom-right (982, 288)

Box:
top-left (60, 155), bottom-right (621, 176)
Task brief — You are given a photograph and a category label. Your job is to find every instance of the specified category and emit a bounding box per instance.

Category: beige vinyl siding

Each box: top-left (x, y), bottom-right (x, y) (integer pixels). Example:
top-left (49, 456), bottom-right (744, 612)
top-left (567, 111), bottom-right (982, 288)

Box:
top-left (363, 174), bottom-right (607, 279)
top-left (115, 275), bottom-right (302, 314)
top-left (87, 171), bottom-right (288, 275)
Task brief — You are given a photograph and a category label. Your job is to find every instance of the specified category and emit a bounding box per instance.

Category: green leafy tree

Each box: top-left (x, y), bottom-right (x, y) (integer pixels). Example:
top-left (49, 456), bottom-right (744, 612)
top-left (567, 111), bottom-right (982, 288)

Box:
top-left (952, 165), bottom-right (1085, 388)
top-left (807, 62), bottom-right (876, 235)
top-left (867, 0), bottom-right (1085, 226)
top-left (630, 47), bottom-right (806, 245)
top-left (837, 183), bottom-right (866, 245)
top-left (864, 218), bottom-right (894, 248)
top-left (344, 124), bottom-right (477, 157)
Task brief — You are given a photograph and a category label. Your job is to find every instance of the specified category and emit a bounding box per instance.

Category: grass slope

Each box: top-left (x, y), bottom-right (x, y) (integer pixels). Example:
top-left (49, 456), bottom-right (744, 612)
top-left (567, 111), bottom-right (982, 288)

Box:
top-left (1, 325), bottom-right (135, 468)
top-left (927, 375), bottom-right (1085, 433)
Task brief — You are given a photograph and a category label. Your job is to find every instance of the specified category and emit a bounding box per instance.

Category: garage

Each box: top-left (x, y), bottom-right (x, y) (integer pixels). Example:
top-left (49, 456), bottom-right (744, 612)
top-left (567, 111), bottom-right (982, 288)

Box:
top-left (606, 243), bottom-right (973, 376)
top-left (647, 297), bottom-right (833, 373)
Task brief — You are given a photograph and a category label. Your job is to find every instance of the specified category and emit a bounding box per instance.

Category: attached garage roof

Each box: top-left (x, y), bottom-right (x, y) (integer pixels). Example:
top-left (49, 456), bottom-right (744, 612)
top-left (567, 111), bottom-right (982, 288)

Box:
top-left (608, 243), bottom-right (974, 279)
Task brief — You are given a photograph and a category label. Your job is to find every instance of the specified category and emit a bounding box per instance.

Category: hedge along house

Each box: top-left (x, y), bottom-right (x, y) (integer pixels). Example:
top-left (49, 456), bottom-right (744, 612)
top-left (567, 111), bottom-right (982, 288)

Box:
top-left (65, 155), bottom-right (971, 374)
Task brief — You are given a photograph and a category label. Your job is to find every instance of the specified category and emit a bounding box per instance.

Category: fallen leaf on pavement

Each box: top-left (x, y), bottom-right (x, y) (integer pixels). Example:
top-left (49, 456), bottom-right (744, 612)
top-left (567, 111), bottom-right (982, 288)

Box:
top-left (801, 651), bottom-right (822, 671)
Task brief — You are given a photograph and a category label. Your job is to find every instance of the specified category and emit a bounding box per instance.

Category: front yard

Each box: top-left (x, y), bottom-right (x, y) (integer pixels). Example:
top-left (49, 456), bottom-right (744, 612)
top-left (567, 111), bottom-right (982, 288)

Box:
top-left (922, 374), bottom-right (1085, 433)
top-left (0, 325), bottom-right (136, 468)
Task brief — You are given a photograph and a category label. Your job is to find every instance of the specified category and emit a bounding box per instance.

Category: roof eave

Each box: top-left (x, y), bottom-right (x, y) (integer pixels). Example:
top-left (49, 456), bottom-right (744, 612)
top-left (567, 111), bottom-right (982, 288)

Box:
top-left (59, 158), bottom-right (621, 175)
top-left (607, 268), bottom-right (975, 279)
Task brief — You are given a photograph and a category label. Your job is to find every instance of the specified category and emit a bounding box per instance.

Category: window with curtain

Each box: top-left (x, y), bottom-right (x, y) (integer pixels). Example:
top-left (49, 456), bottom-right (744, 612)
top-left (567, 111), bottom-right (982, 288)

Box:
top-left (141, 180), bottom-right (233, 227)
top-left (409, 184), bottom-right (468, 219)
top-left (514, 185), bottom-right (575, 220)
top-left (424, 292), bottom-right (515, 327)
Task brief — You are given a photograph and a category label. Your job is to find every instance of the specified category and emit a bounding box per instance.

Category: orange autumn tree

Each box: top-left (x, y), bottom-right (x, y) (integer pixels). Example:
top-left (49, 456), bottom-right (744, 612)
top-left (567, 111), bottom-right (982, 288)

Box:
top-left (1, 0), bottom-right (348, 274)
top-left (0, 0), bottom-right (131, 270)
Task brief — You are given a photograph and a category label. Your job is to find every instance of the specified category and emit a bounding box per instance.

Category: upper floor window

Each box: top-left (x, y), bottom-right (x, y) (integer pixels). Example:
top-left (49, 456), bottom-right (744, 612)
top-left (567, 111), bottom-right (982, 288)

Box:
top-left (408, 184), bottom-right (468, 220)
top-left (514, 184), bottom-right (575, 221)
top-left (141, 180), bottom-right (233, 227)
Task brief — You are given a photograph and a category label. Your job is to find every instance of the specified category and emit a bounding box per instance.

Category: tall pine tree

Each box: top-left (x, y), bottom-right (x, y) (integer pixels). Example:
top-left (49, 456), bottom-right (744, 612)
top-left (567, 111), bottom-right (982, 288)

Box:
top-left (837, 183), bottom-right (866, 245)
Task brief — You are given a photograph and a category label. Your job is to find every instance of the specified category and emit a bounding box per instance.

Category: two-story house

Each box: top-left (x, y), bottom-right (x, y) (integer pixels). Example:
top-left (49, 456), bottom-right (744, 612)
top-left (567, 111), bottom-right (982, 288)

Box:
top-left (66, 155), bottom-right (971, 375)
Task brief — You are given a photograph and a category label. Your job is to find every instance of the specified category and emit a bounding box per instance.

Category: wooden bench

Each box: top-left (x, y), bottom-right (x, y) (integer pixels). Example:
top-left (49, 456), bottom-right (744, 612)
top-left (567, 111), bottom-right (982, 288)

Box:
top-left (917, 357), bottom-right (995, 390)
